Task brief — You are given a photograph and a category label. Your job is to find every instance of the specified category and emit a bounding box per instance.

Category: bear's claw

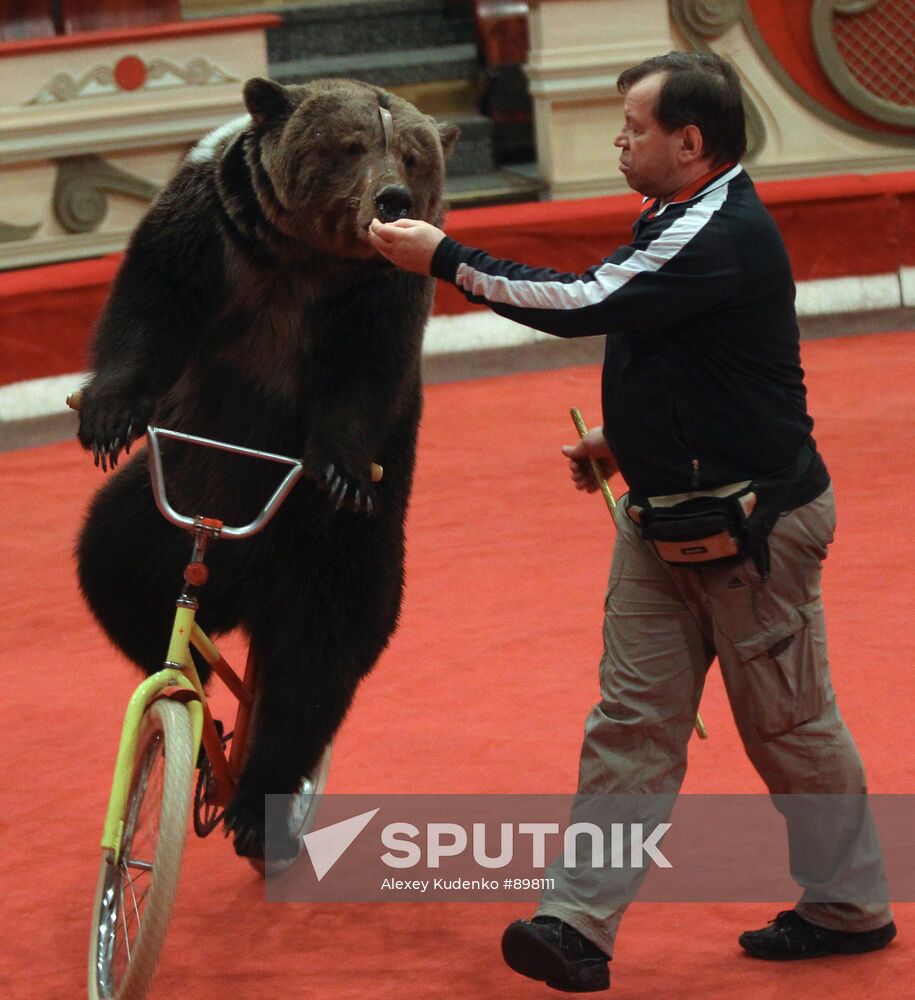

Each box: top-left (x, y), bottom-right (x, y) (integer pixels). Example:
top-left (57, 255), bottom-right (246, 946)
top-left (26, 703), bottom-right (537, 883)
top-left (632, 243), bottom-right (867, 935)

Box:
top-left (320, 463), bottom-right (375, 515)
top-left (332, 479), bottom-right (349, 509)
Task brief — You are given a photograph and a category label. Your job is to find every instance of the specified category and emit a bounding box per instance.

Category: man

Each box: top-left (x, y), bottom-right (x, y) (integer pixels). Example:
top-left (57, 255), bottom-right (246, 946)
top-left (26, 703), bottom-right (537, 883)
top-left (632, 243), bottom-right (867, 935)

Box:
top-left (369, 52), bottom-right (895, 993)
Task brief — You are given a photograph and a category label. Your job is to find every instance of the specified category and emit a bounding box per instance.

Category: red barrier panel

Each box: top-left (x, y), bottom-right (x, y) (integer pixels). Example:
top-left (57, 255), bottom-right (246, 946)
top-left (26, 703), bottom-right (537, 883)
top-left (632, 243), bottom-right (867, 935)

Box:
top-left (2, 172), bottom-right (914, 385)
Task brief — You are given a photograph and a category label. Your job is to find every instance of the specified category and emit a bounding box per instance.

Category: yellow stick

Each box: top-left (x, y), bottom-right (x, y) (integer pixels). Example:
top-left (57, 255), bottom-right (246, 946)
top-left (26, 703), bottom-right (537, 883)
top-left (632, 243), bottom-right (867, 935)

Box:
top-left (570, 408), bottom-right (708, 740)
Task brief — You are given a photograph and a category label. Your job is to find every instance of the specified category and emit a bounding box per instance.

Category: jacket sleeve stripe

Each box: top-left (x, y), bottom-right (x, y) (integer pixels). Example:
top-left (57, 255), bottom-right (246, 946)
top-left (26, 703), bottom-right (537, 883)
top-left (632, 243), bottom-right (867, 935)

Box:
top-left (453, 181), bottom-right (731, 313)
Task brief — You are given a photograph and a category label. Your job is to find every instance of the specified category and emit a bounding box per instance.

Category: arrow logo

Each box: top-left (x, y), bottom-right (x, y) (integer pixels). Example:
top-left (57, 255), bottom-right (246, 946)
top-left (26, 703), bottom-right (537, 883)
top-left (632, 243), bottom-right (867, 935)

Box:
top-left (301, 808), bottom-right (380, 881)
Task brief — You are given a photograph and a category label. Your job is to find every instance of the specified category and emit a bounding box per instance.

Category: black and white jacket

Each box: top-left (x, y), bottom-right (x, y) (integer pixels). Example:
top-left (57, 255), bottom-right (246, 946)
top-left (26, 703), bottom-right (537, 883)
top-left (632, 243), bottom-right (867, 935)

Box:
top-left (432, 166), bottom-right (828, 503)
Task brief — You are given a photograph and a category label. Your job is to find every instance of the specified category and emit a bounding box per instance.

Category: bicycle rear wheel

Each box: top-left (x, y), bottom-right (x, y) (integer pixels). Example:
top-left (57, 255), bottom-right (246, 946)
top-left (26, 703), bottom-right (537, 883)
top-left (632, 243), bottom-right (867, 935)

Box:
top-left (287, 742), bottom-right (333, 839)
top-left (88, 699), bottom-right (195, 1000)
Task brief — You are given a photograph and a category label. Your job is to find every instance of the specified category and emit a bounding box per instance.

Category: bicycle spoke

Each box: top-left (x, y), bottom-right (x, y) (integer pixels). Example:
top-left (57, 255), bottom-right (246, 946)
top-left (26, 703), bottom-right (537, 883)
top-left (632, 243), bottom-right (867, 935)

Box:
top-left (126, 868), bottom-right (142, 939)
top-left (89, 701), bottom-right (195, 999)
top-left (112, 750), bottom-right (159, 976)
top-left (118, 881), bottom-right (133, 964)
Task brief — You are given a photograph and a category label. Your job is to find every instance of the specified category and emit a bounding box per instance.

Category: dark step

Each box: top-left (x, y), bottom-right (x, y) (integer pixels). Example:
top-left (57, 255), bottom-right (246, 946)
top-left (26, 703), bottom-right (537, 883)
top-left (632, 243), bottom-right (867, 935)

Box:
top-left (445, 113), bottom-right (495, 177)
top-left (444, 166), bottom-right (543, 208)
top-left (270, 42), bottom-right (479, 89)
top-left (259, 1), bottom-right (538, 203)
top-left (266, 0), bottom-right (477, 62)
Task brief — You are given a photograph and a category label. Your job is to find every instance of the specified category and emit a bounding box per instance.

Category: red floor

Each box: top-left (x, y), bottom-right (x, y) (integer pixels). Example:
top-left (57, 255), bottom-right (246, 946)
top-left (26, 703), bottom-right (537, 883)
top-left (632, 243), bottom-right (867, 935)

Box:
top-left (1, 330), bottom-right (912, 998)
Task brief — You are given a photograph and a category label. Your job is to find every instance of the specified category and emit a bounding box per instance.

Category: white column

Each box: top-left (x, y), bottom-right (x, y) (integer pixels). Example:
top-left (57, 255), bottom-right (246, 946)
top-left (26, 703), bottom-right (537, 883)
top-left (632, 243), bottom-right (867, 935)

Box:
top-left (525, 0), bottom-right (674, 198)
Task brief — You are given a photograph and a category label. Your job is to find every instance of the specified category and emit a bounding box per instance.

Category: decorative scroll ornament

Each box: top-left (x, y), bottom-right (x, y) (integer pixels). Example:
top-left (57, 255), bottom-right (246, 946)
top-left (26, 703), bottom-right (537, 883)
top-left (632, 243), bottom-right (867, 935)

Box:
top-left (53, 157), bottom-right (161, 234)
top-left (811, 0), bottom-right (915, 127)
top-left (834, 0), bottom-right (881, 12)
top-left (27, 55), bottom-right (238, 105)
top-left (0, 221), bottom-right (41, 244)
top-left (672, 0), bottom-right (742, 38)
top-left (668, 0), bottom-right (767, 159)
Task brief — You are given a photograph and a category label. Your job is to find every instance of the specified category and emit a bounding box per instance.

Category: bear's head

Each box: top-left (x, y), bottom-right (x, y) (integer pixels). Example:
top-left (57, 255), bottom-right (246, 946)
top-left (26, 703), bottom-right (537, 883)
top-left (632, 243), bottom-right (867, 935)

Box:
top-left (242, 77), bottom-right (459, 260)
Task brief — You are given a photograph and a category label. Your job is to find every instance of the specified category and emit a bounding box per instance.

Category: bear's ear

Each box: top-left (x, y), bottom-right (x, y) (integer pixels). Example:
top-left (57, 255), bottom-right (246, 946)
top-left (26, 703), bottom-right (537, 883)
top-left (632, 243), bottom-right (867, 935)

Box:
top-left (435, 120), bottom-right (460, 158)
top-left (243, 78), bottom-right (294, 128)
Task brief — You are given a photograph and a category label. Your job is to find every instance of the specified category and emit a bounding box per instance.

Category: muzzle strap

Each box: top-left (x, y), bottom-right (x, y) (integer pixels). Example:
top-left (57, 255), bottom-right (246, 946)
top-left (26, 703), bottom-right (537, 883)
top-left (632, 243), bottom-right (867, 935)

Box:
top-left (379, 106), bottom-right (394, 155)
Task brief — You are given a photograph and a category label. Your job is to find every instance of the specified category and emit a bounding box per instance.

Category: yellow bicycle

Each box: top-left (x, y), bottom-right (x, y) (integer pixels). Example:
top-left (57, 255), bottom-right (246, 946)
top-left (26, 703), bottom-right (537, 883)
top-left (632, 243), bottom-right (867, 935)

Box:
top-left (73, 396), bottom-right (343, 1000)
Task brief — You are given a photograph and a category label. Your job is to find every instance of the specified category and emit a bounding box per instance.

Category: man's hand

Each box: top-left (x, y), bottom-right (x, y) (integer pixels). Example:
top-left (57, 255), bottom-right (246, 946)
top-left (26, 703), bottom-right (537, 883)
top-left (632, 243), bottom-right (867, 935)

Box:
top-left (368, 218), bottom-right (445, 275)
top-left (562, 426), bottom-right (618, 493)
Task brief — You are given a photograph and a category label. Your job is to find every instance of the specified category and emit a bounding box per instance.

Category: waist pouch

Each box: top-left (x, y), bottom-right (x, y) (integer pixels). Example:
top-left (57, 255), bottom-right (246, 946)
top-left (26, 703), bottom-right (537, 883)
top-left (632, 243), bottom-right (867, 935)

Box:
top-left (627, 441), bottom-right (817, 579)
top-left (628, 482), bottom-right (758, 567)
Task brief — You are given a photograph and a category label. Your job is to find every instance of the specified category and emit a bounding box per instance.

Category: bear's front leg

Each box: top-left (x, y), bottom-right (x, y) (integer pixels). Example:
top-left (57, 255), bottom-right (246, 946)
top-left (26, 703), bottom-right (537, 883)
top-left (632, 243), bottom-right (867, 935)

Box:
top-left (303, 272), bottom-right (427, 516)
top-left (75, 167), bottom-right (229, 471)
top-left (298, 377), bottom-right (380, 515)
top-left (304, 377), bottom-right (386, 516)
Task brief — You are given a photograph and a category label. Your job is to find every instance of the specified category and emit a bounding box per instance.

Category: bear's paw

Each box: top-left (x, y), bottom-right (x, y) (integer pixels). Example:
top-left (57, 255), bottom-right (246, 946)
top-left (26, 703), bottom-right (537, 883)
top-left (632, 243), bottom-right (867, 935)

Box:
top-left (77, 384), bottom-right (154, 472)
top-left (223, 794), bottom-right (266, 859)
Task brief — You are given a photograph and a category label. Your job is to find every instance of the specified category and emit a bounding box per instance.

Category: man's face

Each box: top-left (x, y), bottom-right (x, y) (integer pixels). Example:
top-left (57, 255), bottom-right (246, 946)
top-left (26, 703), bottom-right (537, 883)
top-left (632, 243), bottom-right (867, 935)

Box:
top-left (614, 73), bottom-right (684, 201)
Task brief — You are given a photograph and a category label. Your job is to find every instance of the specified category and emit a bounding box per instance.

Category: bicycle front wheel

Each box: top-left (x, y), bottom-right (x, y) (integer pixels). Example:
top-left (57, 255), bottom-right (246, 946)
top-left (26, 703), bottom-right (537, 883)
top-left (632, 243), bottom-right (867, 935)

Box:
top-left (88, 699), bottom-right (195, 1000)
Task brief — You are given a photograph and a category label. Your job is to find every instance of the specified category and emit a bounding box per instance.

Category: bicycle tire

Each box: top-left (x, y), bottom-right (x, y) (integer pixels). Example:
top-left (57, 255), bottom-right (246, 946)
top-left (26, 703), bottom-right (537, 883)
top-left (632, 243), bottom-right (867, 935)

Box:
top-left (288, 742), bottom-right (333, 840)
top-left (88, 699), bottom-right (195, 1000)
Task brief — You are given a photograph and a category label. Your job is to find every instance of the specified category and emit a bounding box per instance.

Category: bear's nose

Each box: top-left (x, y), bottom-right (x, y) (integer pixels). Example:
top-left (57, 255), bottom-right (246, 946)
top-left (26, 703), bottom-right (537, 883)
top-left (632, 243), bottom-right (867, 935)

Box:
top-left (374, 184), bottom-right (413, 222)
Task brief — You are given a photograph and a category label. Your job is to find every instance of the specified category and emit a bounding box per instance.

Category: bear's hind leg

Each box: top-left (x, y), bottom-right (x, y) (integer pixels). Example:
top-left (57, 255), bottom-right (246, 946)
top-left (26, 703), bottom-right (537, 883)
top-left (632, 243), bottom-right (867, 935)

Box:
top-left (78, 460), bottom-right (192, 675)
top-left (77, 457), bottom-right (248, 681)
top-left (222, 511), bottom-right (406, 860)
top-left (222, 621), bottom-right (376, 859)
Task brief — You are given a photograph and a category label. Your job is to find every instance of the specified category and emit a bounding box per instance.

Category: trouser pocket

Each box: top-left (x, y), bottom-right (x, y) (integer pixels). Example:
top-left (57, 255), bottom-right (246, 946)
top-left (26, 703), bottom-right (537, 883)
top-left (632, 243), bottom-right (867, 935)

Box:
top-left (728, 598), bottom-right (829, 738)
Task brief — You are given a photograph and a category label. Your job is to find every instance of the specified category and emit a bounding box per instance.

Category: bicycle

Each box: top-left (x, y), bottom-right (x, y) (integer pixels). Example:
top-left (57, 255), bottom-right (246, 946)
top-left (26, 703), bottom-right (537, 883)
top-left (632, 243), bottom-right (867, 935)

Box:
top-left (70, 393), bottom-right (359, 1000)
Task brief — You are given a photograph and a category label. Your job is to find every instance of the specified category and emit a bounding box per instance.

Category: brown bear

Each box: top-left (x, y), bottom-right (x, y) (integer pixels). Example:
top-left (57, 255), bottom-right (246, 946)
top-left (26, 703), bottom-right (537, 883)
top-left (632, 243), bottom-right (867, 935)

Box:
top-left (75, 77), bottom-right (458, 858)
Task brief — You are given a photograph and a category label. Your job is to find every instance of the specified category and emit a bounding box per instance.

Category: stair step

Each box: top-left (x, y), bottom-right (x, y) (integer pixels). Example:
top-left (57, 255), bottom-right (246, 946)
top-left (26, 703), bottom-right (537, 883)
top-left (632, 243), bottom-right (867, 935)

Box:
top-left (258, 0), bottom-right (538, 204)
top-left (444, 167), bottom-right (543, 208)
top-left (267, 0), bottom-right (477, 61)
top-left (271, 42), bottom-right (478, 89)
top-left (388, 78), bottom-right (480, 117)
top-left (446, 113), bottom-right (495, 176)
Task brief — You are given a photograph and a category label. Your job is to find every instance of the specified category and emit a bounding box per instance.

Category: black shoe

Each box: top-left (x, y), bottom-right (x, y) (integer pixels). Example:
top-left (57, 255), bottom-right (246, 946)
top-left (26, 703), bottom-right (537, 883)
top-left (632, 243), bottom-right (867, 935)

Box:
top-left (502, 916), bottom-right (610, 992)
top-left (739, 909), bottom-right (897, 960)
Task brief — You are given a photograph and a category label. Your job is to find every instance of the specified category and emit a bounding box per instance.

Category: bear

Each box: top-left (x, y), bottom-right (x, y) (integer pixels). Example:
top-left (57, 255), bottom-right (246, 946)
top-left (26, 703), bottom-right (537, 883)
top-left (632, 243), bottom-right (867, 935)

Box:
top-left (75, 77), bottom-right (459, 859)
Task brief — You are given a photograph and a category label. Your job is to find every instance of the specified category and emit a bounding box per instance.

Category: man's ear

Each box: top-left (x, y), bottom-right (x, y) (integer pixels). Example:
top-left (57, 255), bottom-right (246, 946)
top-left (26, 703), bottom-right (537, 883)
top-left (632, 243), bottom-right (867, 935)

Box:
top-left (243, 78), bottom-right (294, 128)
top-left (435, 120), bottom-right (460, 158)
top-left (679, 124), bottom-right (705, 163)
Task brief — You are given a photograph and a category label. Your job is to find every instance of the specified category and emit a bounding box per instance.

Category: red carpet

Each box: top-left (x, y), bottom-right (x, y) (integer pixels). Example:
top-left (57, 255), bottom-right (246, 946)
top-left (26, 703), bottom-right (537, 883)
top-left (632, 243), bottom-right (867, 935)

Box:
top-left (0, 331), bottom-right (912, 998)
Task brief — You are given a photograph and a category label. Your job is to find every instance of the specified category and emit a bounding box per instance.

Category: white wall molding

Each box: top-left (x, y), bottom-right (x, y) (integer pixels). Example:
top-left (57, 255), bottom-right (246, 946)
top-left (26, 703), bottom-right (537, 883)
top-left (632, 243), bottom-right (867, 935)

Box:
top-left (524, 1), bottom-right (915, 199)
top-left (900, 267), bottom-right (915, 309)
top-left (0, 92), bottom-right (252, 165)
top-left (794, 273), bottom-right (902, 317)
top-left (0, 19), bottom-right (272, 271)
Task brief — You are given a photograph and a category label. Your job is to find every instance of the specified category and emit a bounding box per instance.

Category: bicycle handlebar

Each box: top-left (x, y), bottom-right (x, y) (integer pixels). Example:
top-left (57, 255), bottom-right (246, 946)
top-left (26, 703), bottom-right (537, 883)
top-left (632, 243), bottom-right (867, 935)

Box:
top-left (67, 390), bottom-right (304, 539)
top-left (145, 425), bottom-right (304, 539)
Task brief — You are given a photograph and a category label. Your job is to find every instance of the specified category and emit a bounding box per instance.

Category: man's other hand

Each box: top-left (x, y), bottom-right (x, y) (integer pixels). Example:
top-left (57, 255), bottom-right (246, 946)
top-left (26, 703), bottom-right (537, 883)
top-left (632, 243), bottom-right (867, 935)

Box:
top-left (562, 426), bottom-right (618, 492)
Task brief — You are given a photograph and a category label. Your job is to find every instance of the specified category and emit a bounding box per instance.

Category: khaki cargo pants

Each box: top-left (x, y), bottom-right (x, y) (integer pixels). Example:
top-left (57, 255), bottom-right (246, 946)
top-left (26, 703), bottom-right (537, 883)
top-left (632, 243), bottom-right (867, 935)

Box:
top-left (537, 484), bottom-right (892, 955)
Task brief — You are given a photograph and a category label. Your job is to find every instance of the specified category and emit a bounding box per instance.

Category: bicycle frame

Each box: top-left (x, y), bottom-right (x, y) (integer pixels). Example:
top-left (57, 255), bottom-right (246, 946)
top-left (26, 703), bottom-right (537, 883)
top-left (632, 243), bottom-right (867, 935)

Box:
top-left (99, 424), bottom-right (305, 864)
